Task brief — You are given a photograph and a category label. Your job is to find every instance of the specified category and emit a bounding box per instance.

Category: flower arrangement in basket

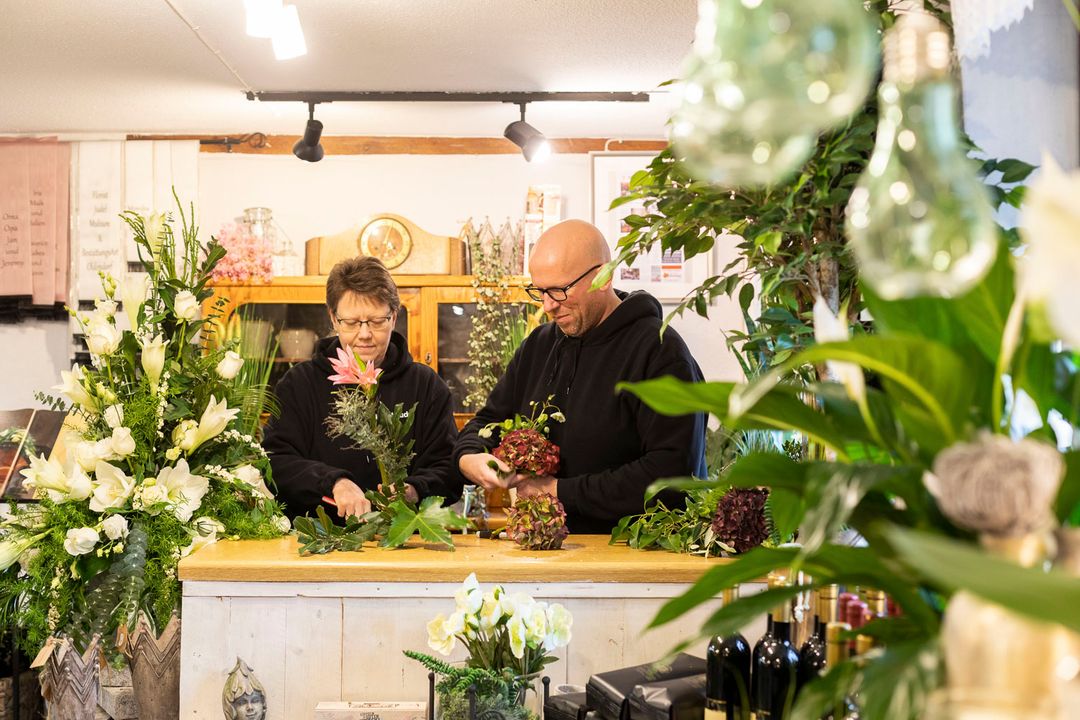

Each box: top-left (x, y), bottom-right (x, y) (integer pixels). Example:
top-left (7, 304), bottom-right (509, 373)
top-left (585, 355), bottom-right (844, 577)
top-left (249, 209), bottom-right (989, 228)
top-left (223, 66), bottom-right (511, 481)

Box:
top-left (0, 195), bottom-right (289, 663)
top-left (291, 348), bottom-right (467, 554)
top-left (406, 573), bottom-right (572, 720)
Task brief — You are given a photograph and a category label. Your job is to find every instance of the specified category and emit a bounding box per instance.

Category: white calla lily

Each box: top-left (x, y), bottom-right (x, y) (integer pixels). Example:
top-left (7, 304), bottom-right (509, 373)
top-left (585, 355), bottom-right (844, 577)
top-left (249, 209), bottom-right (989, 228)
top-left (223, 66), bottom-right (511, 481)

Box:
top-left (119, 274), bottom-right (149, 331)
top-left (0, 533), bottom-right (45, 571)
top-left (140, 334), bottom-right (166, 391)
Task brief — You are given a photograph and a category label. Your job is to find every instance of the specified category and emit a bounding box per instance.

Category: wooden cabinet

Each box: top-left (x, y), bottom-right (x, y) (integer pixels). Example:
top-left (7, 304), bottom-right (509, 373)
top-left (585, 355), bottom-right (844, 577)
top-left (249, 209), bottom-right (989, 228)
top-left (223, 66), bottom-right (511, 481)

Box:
top-left (205, 275), bottom-right (530, 426)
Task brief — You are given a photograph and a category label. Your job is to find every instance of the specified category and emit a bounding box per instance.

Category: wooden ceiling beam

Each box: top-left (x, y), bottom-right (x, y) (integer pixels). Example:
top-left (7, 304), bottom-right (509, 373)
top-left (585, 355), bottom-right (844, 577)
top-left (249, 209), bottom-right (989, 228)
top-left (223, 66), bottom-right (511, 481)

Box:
top-left (126, 134), bottom-right (667, 155)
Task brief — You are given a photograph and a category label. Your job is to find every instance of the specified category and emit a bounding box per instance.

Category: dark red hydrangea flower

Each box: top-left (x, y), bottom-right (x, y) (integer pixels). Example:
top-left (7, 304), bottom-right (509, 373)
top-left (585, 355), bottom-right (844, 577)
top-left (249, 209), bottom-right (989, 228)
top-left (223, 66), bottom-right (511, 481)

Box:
top-left (711, 487), bottom-right (770, 553)
top-left (493, 428), bottom-right (560, 476)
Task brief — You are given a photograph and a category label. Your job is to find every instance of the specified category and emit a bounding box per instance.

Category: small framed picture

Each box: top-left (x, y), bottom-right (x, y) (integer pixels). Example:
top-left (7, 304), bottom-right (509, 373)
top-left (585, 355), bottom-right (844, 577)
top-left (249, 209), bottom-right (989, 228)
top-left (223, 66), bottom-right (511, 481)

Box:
top-left (590, 151), bottom-right (712, 302)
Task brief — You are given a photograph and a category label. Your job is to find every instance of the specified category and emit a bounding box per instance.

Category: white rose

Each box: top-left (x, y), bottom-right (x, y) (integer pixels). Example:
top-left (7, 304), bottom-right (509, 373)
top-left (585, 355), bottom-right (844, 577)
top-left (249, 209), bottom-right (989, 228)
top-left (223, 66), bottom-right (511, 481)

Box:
top-left (271, 515), bottom-right (291, 534)
top-left (174, 290), bottom-right (200, 322)
top-left (216, 350), bottom-right (244, 380)
top-left (73, 440), bottom-right (107, 473)
top-left (103, 404), bottom-right (124, 429)
top-left (94, 298), bottom-right (118, 317)
top-left (63, 527), bottom-right (100, 556)
top-left (101, 515), bottom-right (129, 541)
top-left (137, 481), bottom-right (170, 512)
top-left (109, 427), bottom-right (136, 458)
top-left (233, 464), bottom-right (272, 498)
top-left (85, 317), bottom-right (121, 357)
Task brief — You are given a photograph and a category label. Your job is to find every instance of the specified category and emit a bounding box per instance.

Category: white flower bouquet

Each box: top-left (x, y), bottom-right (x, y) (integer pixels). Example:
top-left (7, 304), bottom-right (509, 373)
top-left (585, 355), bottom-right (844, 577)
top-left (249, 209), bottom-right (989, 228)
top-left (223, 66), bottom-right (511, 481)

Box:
top-left (406, 573), bottom-right (573, 720)
top-left (0, 196), bottom-right (289, 662)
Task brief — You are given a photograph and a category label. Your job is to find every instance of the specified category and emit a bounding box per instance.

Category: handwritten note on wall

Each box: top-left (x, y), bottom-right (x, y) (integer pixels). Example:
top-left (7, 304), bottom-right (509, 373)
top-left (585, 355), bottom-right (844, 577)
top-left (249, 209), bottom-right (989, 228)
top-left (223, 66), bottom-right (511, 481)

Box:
top-left (0, 145), bottom-right (32, 297)
top-left (75, 141), bottom-right (124, 300)
top-left (0, 141), bottom-right (71, 301)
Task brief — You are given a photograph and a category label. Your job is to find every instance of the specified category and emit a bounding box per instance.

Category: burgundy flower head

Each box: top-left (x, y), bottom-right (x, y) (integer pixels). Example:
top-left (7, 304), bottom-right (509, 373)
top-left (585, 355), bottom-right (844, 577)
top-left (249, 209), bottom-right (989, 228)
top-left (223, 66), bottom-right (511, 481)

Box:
top-left (711, 487), bottom-right (770, 553)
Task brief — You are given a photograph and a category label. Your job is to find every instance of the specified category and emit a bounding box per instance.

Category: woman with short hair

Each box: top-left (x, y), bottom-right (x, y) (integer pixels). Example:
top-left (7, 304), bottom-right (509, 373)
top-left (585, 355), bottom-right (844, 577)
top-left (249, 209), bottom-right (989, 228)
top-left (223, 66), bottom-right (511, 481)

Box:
top-left (263, 256), bottom-right (460, 520)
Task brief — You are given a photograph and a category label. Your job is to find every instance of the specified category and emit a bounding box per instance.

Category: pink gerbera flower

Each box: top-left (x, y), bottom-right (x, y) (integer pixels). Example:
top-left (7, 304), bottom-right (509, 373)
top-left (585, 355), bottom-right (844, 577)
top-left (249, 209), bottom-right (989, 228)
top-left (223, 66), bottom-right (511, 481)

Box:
top-left (328, 347), bottom-right (382, 387)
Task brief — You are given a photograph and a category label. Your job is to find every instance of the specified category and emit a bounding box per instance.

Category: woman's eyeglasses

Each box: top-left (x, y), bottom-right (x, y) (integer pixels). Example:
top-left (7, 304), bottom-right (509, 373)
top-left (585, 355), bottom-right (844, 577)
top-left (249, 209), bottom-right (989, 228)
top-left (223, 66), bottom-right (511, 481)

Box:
top-left (524, 264), bottom-right (602, 303)
top-left (334, 314), bottom-right (393, 331)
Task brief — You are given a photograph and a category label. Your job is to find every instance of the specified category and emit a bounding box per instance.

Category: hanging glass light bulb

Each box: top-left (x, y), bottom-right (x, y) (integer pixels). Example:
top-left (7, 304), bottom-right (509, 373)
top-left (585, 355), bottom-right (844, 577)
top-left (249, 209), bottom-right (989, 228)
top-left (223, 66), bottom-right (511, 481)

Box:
top-left (672, 0), bottom-right (878, 186)
top-left (846, 13), bottom-right (999, 299)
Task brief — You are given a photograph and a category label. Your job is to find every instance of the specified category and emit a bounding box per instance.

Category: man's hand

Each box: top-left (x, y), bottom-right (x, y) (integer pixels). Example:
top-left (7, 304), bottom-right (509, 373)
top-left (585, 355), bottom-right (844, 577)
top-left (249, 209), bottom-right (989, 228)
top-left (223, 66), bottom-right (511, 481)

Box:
top-left (332, 478), bottom-right (372, 518)
top-left (459, 452), bottom-right (518, 490)
top-left (515, 475), bottom-right (557, 499)
top-left (377, 482), bottom-right (419, 504)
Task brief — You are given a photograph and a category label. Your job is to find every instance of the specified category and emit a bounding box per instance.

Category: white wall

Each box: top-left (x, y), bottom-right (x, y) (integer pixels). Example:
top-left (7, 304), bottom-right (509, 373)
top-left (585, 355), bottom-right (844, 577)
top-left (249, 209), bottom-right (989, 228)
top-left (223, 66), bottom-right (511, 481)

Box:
top-left (0, 320), bottom-right (70, 409)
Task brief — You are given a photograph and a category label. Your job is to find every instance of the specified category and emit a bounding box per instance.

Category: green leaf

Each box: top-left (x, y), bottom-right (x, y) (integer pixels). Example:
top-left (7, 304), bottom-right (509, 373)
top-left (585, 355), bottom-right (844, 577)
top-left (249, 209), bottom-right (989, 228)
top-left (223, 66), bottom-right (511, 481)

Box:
top-left (616, 377), bottom-right (733, 417)
top-left (857, 639), bottom-right (942, 720)
top-left (383, 504), bottom-right (421, 548)
top-left (995, 158), bottom-right (1038, 184)
top-left (790, 661), bottom-right (858, 720)
top-left (1057, 451), bottom-right (1080, 525)
top-left (412, 497), bottom-right (469, 548)
top-left (695, 586), bottom-right (810, 641)
top-left (885, 525), bottom-right (1080, 634)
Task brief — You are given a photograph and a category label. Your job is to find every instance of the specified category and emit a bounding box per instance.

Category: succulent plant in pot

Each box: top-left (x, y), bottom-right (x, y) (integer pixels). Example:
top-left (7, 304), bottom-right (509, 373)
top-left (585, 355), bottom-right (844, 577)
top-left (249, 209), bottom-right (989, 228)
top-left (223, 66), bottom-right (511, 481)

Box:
top-left (506, 493), bottom-right (569, 551)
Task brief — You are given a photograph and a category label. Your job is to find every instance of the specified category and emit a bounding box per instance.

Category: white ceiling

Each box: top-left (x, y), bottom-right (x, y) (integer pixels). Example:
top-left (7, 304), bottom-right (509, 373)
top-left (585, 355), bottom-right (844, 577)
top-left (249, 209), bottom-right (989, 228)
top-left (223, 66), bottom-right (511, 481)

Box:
top-left (1, 0), bottom-right (697, 138)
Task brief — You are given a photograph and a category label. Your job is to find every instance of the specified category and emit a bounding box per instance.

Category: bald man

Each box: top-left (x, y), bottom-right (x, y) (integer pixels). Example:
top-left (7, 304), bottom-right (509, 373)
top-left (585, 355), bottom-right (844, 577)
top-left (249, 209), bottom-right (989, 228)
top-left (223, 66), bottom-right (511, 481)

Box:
top-left (454, 219), bottom-right (707, 534)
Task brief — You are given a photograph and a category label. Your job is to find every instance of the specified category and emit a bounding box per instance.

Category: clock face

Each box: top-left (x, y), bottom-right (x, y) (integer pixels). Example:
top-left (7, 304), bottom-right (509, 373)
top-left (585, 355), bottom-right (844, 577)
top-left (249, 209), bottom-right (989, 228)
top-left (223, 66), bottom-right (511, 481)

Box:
top-left (359, 218), bottom-right (413, 269)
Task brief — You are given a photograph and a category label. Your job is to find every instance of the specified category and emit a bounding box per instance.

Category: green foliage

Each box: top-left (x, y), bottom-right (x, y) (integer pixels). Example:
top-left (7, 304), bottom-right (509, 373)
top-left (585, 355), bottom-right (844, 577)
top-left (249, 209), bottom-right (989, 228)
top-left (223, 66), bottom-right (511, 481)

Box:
top-left (294, 506), bottom-right (375, 554)
top-left (404, 650), bottom-right (536, 720)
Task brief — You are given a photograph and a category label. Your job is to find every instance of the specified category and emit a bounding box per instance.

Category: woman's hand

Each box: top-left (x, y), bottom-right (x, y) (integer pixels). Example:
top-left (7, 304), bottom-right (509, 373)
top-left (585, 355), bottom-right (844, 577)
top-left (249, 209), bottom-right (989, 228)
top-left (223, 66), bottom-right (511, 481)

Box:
top-left (331, 478), bottom-right (372, 518)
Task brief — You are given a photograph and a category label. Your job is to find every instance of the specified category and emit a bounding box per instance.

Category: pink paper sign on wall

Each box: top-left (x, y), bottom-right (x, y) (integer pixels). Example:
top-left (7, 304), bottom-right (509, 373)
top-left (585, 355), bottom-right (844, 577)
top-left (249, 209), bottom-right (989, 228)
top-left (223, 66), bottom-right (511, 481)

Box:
top-left (0, 144), bottom-right (32, 297)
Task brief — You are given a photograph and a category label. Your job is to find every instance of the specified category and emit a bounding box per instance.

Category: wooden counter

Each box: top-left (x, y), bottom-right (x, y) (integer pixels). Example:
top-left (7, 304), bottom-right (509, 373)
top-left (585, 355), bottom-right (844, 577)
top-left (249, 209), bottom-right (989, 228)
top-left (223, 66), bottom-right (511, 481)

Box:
top-left (178, 533), bottom-right (731, 583)
top-left (179, 536), bottom-right (757, 720)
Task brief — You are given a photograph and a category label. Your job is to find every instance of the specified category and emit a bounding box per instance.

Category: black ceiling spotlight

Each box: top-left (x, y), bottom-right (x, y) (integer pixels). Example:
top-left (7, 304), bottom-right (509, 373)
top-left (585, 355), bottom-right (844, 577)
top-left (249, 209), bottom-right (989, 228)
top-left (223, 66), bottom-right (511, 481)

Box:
top-left (292, 102), bottom-right (324, 162)
top-left (503, 103), bottom-right (551, 163)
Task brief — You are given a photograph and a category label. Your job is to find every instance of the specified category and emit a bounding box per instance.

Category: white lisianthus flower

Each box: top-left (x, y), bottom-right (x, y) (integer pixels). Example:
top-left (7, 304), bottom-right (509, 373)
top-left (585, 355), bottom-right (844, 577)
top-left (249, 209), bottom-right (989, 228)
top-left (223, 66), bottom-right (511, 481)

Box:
top-left (181, 516), bottom-right (225, 557)
top-left (185, 396), bottom-right (239, 453)
top-left (0, 533), bottom-right (44, 572)
top-left (156, 459), bottom-right (210, 522)
top-left (172, 420), bottom-right (199, 452)
top-left (427, 613), bottom-right (455, 655)
top-left (454, 572), bottom-right (484, 615)
top-left (144, 212), bottom-right (166, 258)
top-left (550, 412), bottom-right (566, 423)
top-left (478, 590), bottom-right (503, 631)
top-left (140, 334), bottom-right (166, 391)
top-left (109, 427), bottom-right (136, 458)
top-left (233, 464), bottom-right (273, 498)
top-left (94, 298), bottom-right (118, 317)
top-left (216, 350), bottom-right (244, 380)
top-left (174, 290), bottom-right (200, 322)
top-left (53, 365), bottom-right (97, 411)
top-left (813, 296), bottom-right (866, 403)
top-left (544, 603), bottom-right (573, 650)
top-left (89, 461), bottom-right (136, 512)
top-left (1019, 154), bottom-right (1080, 348)
top-left (119, 274), bottom-right (149, 331)
top-left (101, 514), bottom-right (129, 541)
top-left (103, 404), bottom-right (124, 429)
top-left (85, 316), bottom-right (121, 357)
top-left (94, 437), bottom-right (119, 462)
top-left (137, 481), bottom-right (170, 512)
top-left (165, 446), bottom-right (181, 461)
top-left (507, 612), bottom-right (528, 659)
top-left (478, 427), bottom-right (493, 439)
top-left (271, 515), bottom-right (291, 534)
top-left (63, 527), bottom-right (100, 556)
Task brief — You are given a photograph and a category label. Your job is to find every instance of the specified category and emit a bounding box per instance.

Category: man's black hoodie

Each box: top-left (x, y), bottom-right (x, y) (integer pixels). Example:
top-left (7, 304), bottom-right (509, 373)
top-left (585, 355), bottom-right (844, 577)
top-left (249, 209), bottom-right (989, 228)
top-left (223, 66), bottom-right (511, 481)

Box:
top-left (263, 332), bottom-right (461, 520)
top-left (455, 289), bottom-right (708, 534)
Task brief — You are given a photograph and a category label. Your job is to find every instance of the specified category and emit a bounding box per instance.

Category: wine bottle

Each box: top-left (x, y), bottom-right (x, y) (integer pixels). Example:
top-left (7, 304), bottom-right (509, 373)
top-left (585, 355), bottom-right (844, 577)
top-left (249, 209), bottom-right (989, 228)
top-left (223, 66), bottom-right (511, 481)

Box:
top-left (820, 622), bottom-right (860, 720)
top-left (706, 588), bottom-right (752, 720)
top-left (751, 575), bottom-right (800, 720)
top-left (796, 589), bottom-right (827, 693)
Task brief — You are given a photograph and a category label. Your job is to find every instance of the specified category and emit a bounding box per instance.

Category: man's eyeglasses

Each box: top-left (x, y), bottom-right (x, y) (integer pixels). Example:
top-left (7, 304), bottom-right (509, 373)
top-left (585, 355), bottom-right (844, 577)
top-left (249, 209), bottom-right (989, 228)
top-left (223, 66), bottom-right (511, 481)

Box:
top-left (334, 314), bottom-right (393, 332)
top-left (524, 264), bottom-right (602, 303)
